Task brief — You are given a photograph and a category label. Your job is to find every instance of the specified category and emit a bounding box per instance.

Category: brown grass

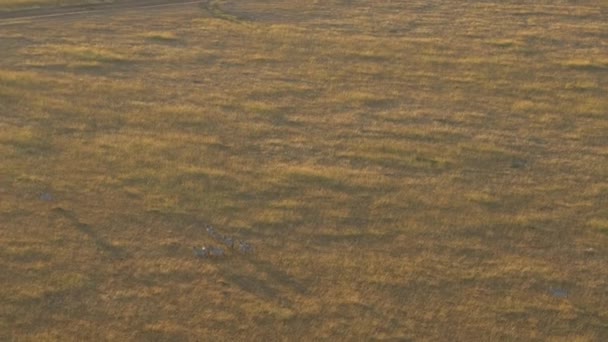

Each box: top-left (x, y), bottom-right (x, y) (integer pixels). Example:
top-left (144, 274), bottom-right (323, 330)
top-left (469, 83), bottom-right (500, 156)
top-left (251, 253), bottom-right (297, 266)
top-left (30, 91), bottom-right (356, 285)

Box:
top-left (1, 0), bottom-right (607, 340)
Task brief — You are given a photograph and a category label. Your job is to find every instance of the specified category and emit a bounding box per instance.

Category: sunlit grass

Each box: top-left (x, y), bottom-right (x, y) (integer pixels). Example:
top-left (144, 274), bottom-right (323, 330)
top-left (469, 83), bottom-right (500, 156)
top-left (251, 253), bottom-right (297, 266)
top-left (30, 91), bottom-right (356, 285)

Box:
top-left (141, 31), bottom-right (179, 42)
top-left (1, 0), bottom-right (607, 340)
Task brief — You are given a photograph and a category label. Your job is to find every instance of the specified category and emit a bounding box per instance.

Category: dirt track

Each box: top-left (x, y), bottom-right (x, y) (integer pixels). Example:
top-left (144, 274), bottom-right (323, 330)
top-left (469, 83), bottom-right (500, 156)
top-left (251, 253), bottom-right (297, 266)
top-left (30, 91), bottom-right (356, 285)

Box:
top-left (0, 0), bottom-right (210, 23)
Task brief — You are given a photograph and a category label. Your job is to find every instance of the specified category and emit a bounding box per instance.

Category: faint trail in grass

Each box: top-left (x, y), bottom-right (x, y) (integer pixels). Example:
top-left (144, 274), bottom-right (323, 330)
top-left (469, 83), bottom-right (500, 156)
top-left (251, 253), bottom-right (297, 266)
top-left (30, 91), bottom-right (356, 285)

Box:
top-left (0, 0), bottom-right (208, 24)
top-left (199, 0), bottom-right (241, 22)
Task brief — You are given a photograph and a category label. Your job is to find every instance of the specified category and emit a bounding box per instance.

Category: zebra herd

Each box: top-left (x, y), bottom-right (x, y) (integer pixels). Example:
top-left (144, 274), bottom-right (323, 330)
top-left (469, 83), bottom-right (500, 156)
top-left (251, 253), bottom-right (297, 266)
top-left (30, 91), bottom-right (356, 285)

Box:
top-left (193, 225), bottom-right (254, 258)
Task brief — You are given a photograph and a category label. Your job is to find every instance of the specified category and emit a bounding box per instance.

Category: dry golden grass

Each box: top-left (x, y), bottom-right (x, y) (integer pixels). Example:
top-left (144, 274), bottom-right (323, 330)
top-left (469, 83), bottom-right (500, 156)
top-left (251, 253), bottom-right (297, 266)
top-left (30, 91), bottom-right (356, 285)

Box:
top-left (1, 0), bottom-right (607, 340)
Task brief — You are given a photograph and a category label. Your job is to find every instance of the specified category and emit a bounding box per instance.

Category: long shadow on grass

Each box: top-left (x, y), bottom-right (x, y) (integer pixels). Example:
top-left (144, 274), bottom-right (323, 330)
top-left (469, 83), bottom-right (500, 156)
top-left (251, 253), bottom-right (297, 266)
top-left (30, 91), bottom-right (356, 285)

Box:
top-left (147, 211), bottom-right (308, 303)
top-left (51, 207), bottom-right (127, 259)
top-left (218, 256), bottom-right (307, 307)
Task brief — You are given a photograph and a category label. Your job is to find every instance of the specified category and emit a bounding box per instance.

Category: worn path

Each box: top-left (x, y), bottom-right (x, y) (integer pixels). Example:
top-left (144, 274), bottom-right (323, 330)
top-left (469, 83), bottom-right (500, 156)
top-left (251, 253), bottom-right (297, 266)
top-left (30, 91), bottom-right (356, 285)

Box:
top-left (0, 0), bottom-right (214, 23)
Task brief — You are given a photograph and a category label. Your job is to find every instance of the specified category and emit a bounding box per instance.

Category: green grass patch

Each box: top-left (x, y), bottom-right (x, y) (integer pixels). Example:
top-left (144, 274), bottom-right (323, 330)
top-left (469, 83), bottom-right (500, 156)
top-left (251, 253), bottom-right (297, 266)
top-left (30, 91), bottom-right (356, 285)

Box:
top-left (588, 219), bottom-right (608, 234)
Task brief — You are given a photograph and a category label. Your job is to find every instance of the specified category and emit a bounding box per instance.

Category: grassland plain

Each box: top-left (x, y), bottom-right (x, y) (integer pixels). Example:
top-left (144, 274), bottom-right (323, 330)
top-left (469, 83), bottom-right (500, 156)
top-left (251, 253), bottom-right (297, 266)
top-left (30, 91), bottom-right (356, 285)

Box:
top-left (0, 0), bottom-right (111, 11)
top-left (0, 0), bottom-right (607, 340)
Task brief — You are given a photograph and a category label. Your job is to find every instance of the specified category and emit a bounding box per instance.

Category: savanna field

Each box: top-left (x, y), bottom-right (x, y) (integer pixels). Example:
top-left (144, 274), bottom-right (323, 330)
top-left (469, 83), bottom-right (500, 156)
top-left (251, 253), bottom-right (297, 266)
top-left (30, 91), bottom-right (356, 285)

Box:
top-left (1, 0), bottom-right (607, 340)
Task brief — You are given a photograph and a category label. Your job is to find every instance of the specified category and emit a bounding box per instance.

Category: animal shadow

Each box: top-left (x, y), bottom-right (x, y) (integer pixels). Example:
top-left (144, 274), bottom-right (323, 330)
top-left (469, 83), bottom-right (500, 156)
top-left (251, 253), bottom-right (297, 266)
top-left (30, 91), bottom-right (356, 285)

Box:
top-left (51, 207), bottom-right (126, 259)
